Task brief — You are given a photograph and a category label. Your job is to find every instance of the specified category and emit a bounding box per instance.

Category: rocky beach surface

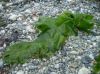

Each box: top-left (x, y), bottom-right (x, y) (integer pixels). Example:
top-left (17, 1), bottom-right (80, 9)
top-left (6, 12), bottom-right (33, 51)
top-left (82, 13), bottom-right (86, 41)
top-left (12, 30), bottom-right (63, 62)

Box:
top-left (0, 0), bottom-right (100, 74)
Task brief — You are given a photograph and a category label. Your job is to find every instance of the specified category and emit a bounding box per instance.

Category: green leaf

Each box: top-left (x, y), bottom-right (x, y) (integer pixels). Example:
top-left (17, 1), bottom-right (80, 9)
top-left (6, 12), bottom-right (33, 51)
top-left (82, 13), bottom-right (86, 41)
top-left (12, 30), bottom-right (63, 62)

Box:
top-left (55, 11), bottom-right (73, 26)
top-left (73, 13), bottom-right (94, 32)
top-left (77, 19), bottom-right (93, 32)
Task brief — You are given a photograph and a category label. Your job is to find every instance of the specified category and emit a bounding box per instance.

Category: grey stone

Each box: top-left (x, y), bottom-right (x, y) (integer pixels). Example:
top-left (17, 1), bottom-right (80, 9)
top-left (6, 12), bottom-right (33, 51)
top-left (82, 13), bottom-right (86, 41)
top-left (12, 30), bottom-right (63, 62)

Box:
top-left (96, 36), bottom-right (100, 41)
top-left (9, 13), bottom-right (18, 21)
top-left (16, 70), bottom-right (24, 74)
top-left (10, 0), bottom-right (24, 4)
top-left (0, 3), bottom-right (3, 11)
top-left (78, 67), bottom-right (91, 74)
top-left (0, 30), bottom-right (5, 34)
top-left (11, 30), bottom-right (19, 42)
top-left (81, 56), bottom-right (92, 67)
top-left (89, 53), bottom-right (94, 60)
top-left (0, 59), bottom-right (3, 68)
top-left (70, 51), bottom-right (79, 55)
top-left (0, 38), bottom-right (4, 47)
top-left (54, 63), bottom-right (60, 69)
top-left (50, 72), bottom-right (57, 74)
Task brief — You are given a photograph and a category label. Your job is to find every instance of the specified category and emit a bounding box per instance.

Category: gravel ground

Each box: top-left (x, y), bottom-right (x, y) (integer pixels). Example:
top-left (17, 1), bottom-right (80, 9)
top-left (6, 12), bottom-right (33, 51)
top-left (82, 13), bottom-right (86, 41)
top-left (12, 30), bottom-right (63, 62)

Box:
top-left (0, 0), bottom-right (100, 74)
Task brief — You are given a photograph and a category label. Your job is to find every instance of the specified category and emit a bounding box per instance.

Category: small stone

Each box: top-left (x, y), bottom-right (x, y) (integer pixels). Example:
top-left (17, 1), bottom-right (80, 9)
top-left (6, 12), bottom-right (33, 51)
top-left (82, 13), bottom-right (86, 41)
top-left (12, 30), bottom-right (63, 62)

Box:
top-left (91, 37), bottom-right (96, 41)
top-left (0, 30), bottom-right (5, 34)
top-left (24, 9), bottom-right (32, 14)
top-left (0, 59), bottom-right (3, 68)
top-left (0, 47), bottom-right (4, 51)
top-left (69, 63), bottom-right (78, 68)
top-left (25, 67), bottom-right (29, 70)
top-left (26, 25), bottom-right (34, 32)
top-left (27, 36), bottom-right (32, 40)
top-left (11, 31), bottom-right (19, 42)
top-left (81, 56), bottom-right (92, 66)
top-left (28, 65), bottom-right (37, 70)
top-left (54, 63), bottom-right (60, 69)
top-left (24, 71), bottom-right (28, 74)
top-left (50, 72), bottom-right (57, 74)
top-left (96, 36), bottom-right (100, 41)
top-left (67, 0), bottom-right (75, 2)
top-left (3, 43), bottom-right (6, 48)
top-left (78, 67), bottom-right (91, 74)
top-left (77, 56), bottom-right (82, 60)
top-left (89, 54), bottom-right (94, 60)
top-left (11, 71), bottom-right (16, 74)
top-left (16, 70), bottom-right (24, 74)
top-left (6, 3), bottom-right (13, 7)
top-left (10, 0), bottom-right (24, 4)
top-left (0, 38), bottom-right (4, 47)
top-left (9, 13), bottom-right (18, 21)
top-left (93, 42), bottom-right (96, 46)
top-left (70, 51), bottom-right (78, 55)
top-left (50, 56), bottom-right (57, 61)
top-left (0, 4), bottom-right (3, 11)
top-left (32, 16), bottom-right (39, 21)
top-left (22, 63), bottom-right (28, 67)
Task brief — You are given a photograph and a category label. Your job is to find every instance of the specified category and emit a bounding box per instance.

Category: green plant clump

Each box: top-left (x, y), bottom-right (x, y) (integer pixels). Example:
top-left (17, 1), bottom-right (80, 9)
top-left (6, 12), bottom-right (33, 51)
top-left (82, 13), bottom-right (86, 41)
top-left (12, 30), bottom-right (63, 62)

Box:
top-left (3, 11), bottom-right (94, 65)
top-left (92, 54), bottom-right (100, 74)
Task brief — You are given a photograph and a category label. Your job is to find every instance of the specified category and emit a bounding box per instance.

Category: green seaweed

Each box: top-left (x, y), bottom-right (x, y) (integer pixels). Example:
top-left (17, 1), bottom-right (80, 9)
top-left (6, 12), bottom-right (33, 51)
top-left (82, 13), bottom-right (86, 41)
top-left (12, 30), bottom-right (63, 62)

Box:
top-left (92, 54), bottom-right (100, 74)
top-left (3, 11), bottom-right (94, 65)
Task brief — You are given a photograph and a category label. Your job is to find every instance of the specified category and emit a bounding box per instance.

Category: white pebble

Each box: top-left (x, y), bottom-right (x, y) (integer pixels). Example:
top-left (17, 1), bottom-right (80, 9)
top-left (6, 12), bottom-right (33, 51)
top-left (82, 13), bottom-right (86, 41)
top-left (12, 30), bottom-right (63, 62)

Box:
top-left (78, 67), bottom-right (91, 74)
top-left (9, 13), bottom-right (18, 20)
top-left (16, 70), bottom-right (24, 74)
top-left (0, 59), bottom-right (3, 68)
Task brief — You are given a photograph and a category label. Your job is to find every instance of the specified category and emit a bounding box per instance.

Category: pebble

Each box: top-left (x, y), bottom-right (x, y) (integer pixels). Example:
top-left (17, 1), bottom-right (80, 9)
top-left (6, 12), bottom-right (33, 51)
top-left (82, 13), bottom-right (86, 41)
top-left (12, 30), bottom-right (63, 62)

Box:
top-left (9, 13), bottom-right (18, 21)
top-left (0, 3), bottom-right (3, 11)
top-left (0, 59), bottom-right (3, 68)
top-left (16, 70), bottom-right (24, 74)
top-left (96, 36), bottom-right (100, 41)
top-left (10, 0), bottom-right (24, 4)
top-left (0, 30), bottom-right (5, 34)
top-left (78, 67), bottom-right (91, 74)
top-left (50, 72), bottom-right (57, 74)
top-left (81, 56), bottom-right (92, 64)
top-left (54, 63), bottom-right (60, 69)
top-left (89, 53), bottom-right (94, 60)
top-left (70, 51), bottom-right (79, 55)
top-left (22, 63), bottom-right (28, 67)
